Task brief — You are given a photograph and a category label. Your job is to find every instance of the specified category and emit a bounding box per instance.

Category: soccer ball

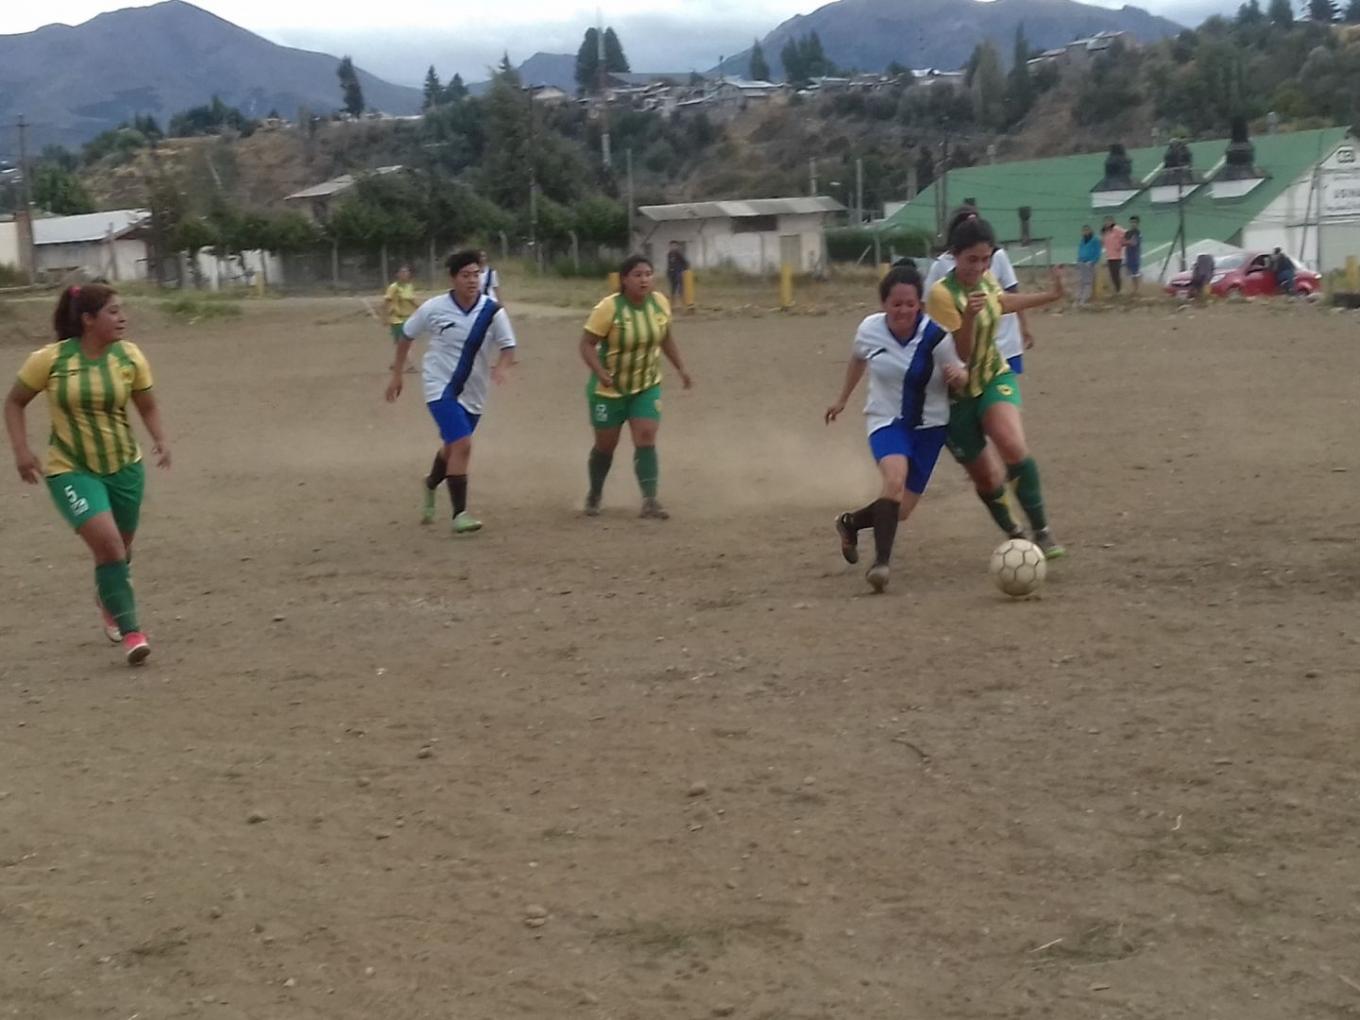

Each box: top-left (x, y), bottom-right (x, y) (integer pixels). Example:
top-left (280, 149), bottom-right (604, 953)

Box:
top-left (990, 538), bottom-right (1047, 598)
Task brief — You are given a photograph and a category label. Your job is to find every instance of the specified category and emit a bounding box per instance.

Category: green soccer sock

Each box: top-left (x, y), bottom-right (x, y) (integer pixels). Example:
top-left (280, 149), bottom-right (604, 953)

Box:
top-left (1007, 457), bottom-right (1048, 532)
top-left (95, 561), bottom-right (139, 637)
top-left (978, 486), bottom-right (1021, 536)
top-left (588, 448), bottom-right (614, 499)
top-left (633, 446), bottom-right (659, 499)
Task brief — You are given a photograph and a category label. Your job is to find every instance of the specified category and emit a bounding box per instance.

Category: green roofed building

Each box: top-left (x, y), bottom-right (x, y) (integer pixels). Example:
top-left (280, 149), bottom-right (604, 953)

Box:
top-left (881, 127), bottom-right (1360, 277)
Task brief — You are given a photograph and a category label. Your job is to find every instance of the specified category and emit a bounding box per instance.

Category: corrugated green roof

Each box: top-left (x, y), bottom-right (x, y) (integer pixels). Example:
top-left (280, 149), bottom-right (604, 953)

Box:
top-left (882, 127), bottom-right (1350, 265)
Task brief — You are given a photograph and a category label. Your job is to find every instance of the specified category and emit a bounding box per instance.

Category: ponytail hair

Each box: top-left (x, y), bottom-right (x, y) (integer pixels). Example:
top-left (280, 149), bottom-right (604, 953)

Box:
top-left (53, 283), bottom-right (118, 340)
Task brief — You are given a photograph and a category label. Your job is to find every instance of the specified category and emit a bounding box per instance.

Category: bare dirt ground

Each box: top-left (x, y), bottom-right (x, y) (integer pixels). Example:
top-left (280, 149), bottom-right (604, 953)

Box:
top-left (1, 287), bottom-right (1358, 1020)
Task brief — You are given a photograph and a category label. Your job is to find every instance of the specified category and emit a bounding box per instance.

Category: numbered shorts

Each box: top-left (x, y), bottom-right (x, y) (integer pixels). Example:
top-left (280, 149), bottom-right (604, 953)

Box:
top-left (947, 373), bottom-right (1023, 464)
top-left (867, 423), bottom-right (949, 495)
top-left (587, 379), bottom-right (661, 429)
top-left (427, 397), bottom-right (480, 444)
top-left (46, 461), bottom-right (145, 533)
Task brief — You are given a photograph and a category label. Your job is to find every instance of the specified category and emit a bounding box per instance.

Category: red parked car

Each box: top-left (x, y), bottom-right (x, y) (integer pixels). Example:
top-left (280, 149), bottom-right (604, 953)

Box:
top-left (1164, 251), bottom-right (1321, 298)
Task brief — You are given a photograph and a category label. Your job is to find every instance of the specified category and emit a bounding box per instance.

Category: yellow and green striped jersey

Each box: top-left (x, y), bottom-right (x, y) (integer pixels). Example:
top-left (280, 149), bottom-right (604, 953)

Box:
top-left (583, 291), bottom-right (672, 397)
top-left (16, 338), bottom-right (154, 476)
top-left (926, 271), bottom-right (1008, 397)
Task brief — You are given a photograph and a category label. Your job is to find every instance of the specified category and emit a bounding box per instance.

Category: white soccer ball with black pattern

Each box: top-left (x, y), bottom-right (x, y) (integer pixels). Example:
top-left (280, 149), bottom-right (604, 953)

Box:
top-left (990, 538), bottom-right (1047, 597)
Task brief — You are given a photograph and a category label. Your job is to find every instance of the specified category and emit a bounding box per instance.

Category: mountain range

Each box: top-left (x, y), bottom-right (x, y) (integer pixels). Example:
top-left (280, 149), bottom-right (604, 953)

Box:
top-left (1, 0), bottom-right (1183, 154)
top-left (0, 1), bottom-right (421, 152)
top-left (717, 0), bottom-right (1183, 77)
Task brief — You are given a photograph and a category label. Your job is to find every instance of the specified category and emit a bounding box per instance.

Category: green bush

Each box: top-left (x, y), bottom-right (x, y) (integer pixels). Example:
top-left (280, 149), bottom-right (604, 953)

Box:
top-left (159, 296), bottom-right (245, 323)
top-left (825, 226), bottom-right (932, 263)
top-left (0, 263), bottom-right (30, 287)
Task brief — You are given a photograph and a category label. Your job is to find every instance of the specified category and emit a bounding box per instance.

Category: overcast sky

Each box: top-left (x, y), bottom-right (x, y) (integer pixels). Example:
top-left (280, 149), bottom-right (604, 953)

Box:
top-left (2, 0), bottom-right (1221, 87)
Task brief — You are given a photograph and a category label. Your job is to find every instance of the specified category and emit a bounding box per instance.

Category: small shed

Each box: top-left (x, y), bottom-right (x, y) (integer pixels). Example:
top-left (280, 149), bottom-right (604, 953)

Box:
top-left (33, 209), bottom-right (152, 281)
top-left (284, 165), bottom-right (404, 224)
top-left (637, 197), bottom-right (844, 274)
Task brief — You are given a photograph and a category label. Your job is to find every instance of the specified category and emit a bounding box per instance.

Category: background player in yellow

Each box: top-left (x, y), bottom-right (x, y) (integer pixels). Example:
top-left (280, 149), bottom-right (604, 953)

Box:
top-left (926, 217), bottom-right (1067, 558)
top-left (4, 284), bottom-right (172, 665)
top-left (578, 254), bottom-right (693, 519)
top-left (383, 264), bottom-right (419, 371)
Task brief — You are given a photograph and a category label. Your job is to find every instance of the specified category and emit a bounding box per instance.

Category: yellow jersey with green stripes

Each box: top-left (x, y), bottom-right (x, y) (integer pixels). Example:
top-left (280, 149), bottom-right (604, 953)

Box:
top-left (926, 271), bottom-right (1008, 398)
top-left (583, 291), bottom-right (671, 397)
top-left (16, 339), bottom-right (153, 476)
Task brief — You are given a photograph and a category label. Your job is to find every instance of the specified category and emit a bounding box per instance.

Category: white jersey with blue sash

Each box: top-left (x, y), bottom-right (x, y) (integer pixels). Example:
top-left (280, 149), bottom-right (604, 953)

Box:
top-left (851, 311), bottom-right (957, 435)
top-left (403, 292), bottom-right (517, 412)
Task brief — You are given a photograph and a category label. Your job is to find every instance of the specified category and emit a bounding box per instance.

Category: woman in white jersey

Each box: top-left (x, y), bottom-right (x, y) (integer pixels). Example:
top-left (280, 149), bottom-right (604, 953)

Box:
top-left (824, 263), bottom-right (965, 593)
top-left (387, 250), bottom-right (518, 534)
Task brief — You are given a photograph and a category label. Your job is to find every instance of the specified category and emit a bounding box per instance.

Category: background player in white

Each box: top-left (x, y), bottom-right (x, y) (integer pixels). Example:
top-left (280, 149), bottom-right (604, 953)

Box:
top-left (386, 250), bottom-right (517, 534)
top-left (824, 264), bottom-right (966, 593)
top-left (478, 249), bottom-right (502, 305)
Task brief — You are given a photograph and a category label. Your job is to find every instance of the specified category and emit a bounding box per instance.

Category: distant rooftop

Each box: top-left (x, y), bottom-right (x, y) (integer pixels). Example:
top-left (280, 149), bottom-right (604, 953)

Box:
top-left (640, 197), bottom-right (845, 222)
top-left (285, 165), bottom-right (404, 202)
top-left (34, 209), bottom-right (149, 245)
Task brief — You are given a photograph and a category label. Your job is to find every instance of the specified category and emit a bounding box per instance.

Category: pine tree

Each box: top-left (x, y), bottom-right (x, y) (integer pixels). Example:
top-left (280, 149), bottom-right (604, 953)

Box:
top-left (1345, 0), bottom-right (1360, 21)
top-left (423, 66), bottom-right (443, 110)
top-left (1236, 0), bottom-right (1265, 23)
top-left (968, 41), bottom-right (1006, 129)
top-left (337, 56), bottom-right (365, 116)
top-left (603, 28), bottom-right (630, 73)
top-left (1268, 0), bottom-right (1294, 24)
top-left (749, 40), bottom-right (771, 82)
top-left (444, 73), bottom-right (468, 103)
top-left (1005, 25), bottom-right (1035, 126)
top-left (576, 28), bottom-right (602, 93)
top-left (1307, 0), bottom-right (1338, 19)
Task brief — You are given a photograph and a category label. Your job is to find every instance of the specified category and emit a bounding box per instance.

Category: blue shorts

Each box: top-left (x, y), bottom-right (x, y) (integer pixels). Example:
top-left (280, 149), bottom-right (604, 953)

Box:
top-left (427, 398), bottom-right (480, 444)
top-left (1126, 249), bottom-right (1141, 276)
top-left (1007, 354), bottom-right (1024, 375)
top-left (867, 423), bottom-right (949, 495)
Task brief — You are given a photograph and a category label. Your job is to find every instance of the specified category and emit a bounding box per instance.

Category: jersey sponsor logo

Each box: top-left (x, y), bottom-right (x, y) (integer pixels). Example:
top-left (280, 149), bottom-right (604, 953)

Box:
top-left (997, 384), bottom-right (1014, 396)
top-left (593, 402), bottom-right (610, 423)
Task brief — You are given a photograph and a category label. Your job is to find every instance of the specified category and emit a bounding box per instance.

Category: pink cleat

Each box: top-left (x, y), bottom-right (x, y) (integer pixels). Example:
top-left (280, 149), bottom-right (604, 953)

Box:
top-left (122, 632), bottom-right (151, 666)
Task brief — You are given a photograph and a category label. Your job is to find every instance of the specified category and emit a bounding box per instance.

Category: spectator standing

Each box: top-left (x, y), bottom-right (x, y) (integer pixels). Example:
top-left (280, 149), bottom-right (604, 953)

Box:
top-left (1076, 226), bottom-right (1101, 305)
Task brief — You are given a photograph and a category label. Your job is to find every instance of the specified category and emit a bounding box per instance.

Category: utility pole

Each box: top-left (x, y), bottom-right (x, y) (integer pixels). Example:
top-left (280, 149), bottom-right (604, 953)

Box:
top-left (597, 15), bottom-right (612, 171)
top-left (855, 157), bottom-right (864, 226)
top-left (1177, 179), bottom-right (1187, 272)
top-left (528, 88), bottom-right (539, 271)
top-left (625, 147), bottom-right (635, 248)
top-left (809, 157), bottom-right (818, 196)
top-left (15, 114), bottom-right (36, 279)
top-left (938, 135), bottom-right (951, 242)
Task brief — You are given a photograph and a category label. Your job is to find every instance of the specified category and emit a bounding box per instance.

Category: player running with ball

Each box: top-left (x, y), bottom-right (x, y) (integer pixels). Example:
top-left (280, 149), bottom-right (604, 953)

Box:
top-left (926, 217), bottom-right (1067, 558)
top-left (825, 264), bottom-right (966, 593)
top-left (387, 250), bottom-right (518, 534)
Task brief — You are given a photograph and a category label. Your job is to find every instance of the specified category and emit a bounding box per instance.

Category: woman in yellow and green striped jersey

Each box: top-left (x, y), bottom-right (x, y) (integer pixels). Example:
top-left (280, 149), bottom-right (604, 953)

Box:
top-left (4, 284), bottom-right (171, 665)
top-left (578, 254), bottom-right (693, 519)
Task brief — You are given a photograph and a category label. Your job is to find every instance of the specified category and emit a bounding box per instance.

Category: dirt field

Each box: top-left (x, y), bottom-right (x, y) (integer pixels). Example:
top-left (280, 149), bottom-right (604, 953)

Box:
top-left (2, 287), bottom-right (1358, 1020)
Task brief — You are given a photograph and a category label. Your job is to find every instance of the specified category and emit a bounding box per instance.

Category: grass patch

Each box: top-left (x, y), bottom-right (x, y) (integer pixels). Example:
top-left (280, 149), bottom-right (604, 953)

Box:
top-left (159, 296), bottom-right (245, 323)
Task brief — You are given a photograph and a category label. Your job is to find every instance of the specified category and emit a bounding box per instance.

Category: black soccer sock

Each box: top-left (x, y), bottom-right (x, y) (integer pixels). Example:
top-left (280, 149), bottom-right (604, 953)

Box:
top-left (588, 448), bottom-right (613, 499)
top-left (445, 474), bottom-right (468, 516)
top-left (978, 485), bottom-right (1021, 536)
top-left (849, 502), bottom-right (876, 532)
top-left (426, 452), bottom-right (447, 491)
top-left (872, 497), bottom-right (900, 566)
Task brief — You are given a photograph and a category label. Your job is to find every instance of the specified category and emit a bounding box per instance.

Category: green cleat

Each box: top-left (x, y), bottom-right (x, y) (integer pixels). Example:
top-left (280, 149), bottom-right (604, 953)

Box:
top-left (452, 510), bottom-right (483, 535)
top-left (420, 484), bottom-right (437, 525)
top-left (1034, 528), bottom-right (1066, 560)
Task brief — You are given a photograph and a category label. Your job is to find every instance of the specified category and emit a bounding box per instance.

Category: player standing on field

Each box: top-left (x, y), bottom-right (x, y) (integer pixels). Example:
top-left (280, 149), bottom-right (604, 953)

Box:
top-left (4, 284), bottom-right (172, 665)
top-left (825, 264), bottom-right (965, 593)
top-left (580, 254), bottom-right (693, 519)
top-left (383, 264), bottom-right (419, 371)
top-left (477, 250), bottom-right (502, 305)
top-left (926, 217), bottom-right (1067, 559)
top-left (387, 250), bottom-right (518, 534)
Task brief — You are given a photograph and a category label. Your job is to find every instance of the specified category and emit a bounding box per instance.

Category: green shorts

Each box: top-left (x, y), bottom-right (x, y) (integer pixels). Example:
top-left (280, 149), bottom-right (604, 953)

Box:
top-left (947, 372), bottom-right (1023, 464)
top-left (389, 323), bottom-right (405, 342)
top-left (587, 378), bottom-right (661, 429)
top-left (46, 461), bottom-right (146, 534)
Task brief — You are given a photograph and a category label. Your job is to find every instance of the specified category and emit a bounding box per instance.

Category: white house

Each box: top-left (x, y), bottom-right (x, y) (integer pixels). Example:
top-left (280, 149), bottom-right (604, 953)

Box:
top-left (636, 197), bottom-right (845, 274)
